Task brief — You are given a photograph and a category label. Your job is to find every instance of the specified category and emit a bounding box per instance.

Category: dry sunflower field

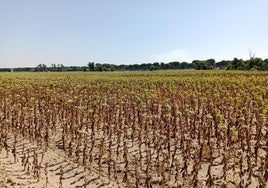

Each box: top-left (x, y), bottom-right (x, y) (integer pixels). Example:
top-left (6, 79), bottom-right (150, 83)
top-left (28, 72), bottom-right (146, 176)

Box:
top-left (0, 70), bottom-right (267, 188)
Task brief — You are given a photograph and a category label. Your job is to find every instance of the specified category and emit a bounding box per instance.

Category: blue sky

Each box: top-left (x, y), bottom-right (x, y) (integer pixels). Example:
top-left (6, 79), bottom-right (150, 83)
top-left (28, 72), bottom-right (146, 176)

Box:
top-left (0, 0), bottom-right (268, 68)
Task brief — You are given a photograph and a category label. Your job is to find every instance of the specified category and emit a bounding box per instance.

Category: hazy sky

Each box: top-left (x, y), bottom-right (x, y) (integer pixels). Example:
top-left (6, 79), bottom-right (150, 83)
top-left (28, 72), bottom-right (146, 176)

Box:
top-left (1, 0), bottom-right (268, 68)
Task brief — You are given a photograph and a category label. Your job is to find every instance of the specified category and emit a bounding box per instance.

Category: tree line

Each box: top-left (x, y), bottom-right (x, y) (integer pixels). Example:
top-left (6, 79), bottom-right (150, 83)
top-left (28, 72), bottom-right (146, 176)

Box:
top-left (1, 57), bottom-right (268, 72)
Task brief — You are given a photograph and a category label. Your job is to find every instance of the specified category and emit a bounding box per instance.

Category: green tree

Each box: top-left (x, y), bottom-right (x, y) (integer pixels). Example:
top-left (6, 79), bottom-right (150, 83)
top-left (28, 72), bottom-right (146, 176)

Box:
top-left (88, 62), bottom-right (95, 71)
top-left (216, 60), bottom-right (230, 69)
top-left (160, 62), bottom-right (169, 69)
top-left (264, 59), bottom-right (268, 70)
top-left (227, 58), bottom-right (245, 70)
top-left (192, 60), bottom-right (210, 70)
top-left (95, 63), bottom-right (103, 71)
top-left (153, 62), bottom-right (160, 70)
top-left (251, 58), bottom-right (264, 70)
top-left (36, 64), bottom-right (47, 71)
top-left (169, 61), bottom-right (180, 69)
top-left (206, 59), bottom-right (216, 69)
top-left (180, 62), bottom-right (189, 69)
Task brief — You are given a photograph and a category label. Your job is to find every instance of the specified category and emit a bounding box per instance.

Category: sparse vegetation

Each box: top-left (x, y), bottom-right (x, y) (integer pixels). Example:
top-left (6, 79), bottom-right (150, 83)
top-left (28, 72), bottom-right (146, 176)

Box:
top-left (0, 70), bottom-right (267, 187)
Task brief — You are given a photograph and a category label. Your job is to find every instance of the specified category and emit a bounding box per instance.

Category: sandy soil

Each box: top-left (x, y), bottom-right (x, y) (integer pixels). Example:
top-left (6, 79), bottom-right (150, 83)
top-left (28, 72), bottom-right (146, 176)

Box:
top-left (0, 129), bottom-right (264, 188)
top-left (0, 131), bottom-right (116, 188)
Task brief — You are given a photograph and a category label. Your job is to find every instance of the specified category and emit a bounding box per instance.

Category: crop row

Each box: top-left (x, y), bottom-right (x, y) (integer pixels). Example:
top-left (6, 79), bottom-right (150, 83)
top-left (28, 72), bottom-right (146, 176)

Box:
top-left (0, 71), bottom-right (267, 187)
